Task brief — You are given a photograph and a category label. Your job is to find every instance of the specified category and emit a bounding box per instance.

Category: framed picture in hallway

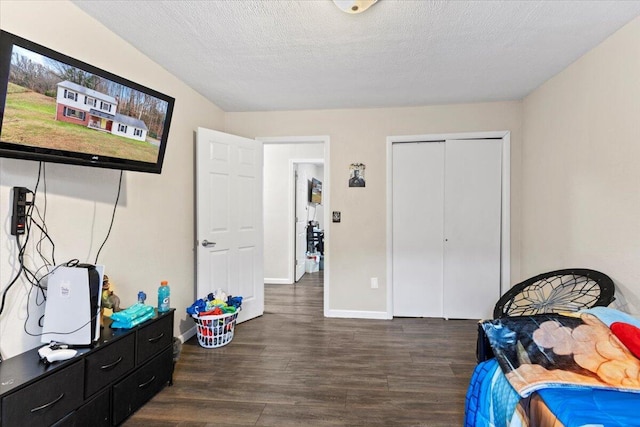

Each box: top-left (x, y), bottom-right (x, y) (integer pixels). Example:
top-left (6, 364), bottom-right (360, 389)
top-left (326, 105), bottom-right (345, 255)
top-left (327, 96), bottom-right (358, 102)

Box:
top-left (349, 163), bottom-right (365, 187)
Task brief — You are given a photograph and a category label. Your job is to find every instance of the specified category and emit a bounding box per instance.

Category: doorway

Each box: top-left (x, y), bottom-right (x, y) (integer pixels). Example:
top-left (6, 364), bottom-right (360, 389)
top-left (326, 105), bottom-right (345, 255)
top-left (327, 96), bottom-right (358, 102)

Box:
top-left (293, 161), bottom-right (325, 282)
top-left (259, 136), bottom-right (330, 316)
top-left (386, 131), bottom-right (510, 319)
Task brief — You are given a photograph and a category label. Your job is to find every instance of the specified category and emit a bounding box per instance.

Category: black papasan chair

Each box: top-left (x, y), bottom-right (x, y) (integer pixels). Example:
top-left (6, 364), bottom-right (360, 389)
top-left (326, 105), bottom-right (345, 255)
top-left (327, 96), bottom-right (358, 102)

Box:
top-left (478, 268), bottom-right (616, 361)
top-left (493, 268), bottom-right (615, 318)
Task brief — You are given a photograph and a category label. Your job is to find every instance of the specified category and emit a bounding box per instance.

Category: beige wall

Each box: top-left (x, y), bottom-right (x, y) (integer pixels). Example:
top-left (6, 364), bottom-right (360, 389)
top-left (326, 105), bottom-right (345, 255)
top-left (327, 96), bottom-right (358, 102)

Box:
top-left (522, 16), bottom-right (640, 314)
top-left (0, 0), bottom-right (225, 358)
top-left (226, 103), bottom-right (523, 313)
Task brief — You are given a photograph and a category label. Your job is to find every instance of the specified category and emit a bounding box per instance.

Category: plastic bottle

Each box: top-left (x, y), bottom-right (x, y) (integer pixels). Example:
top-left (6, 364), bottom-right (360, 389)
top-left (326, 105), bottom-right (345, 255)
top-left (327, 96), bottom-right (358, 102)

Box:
top-left (138, 291), bottom-right (146, 304)
top-left (158, 281), bottom-right (170, 313)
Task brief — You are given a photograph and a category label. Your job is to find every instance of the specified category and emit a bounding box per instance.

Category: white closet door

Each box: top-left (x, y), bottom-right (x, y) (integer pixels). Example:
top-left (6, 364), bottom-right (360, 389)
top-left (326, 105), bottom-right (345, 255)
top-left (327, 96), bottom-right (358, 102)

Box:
top-left (392, 142), bottom-right (445, 317)
top-left (443, 139), bottom-right (502, 319)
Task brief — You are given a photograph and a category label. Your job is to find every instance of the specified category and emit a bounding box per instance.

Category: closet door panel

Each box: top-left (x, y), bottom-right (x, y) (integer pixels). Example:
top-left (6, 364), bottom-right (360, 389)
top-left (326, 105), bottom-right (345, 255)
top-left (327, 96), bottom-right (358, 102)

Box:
top-left (443, 139), bottom-right (502, 319)
top-left (392, 142), bottom-right (444, 317)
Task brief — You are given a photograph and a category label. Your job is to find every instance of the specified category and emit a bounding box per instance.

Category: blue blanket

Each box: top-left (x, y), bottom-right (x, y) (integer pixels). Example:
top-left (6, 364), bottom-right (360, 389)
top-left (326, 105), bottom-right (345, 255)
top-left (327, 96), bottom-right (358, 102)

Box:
top-left (465, 359), bottom-right (520, 427)
top-left (466, 361), bottom-right (640, 426)
top-left (536, 388), bottom-right (640, 427)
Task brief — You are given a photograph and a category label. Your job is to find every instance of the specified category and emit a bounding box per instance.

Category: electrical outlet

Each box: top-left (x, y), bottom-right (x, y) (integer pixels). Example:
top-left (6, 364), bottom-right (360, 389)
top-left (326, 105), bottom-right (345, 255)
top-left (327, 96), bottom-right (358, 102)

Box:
top-left (11, 187), bottom-right (30, 236)
top-left (371, 277), bottom-right (378, 289)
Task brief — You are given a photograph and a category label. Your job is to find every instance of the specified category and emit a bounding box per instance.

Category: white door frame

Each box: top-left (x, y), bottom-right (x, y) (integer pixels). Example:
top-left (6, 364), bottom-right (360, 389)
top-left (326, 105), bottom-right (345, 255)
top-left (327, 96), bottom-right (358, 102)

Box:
top-left (386, 130), bottom-right (510, 319)
top-left (258, 136), bottom-right (331, 317)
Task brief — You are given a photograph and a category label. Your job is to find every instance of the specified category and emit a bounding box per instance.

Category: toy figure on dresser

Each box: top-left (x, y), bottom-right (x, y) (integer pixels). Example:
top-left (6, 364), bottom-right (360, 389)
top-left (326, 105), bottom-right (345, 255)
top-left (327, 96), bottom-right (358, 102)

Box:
top-left (100, 274), bottom-right (121, 327)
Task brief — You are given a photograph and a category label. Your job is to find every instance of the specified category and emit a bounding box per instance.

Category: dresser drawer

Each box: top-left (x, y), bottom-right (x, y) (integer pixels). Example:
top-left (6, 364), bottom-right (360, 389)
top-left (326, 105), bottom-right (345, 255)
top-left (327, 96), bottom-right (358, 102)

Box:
top-left (51, 388), bottom-right (111, 427)
top-left (85, 333), bottom-right (135, 397)
top-left (137, 311), bottom-right (173, 365)
top-left (1, 361), bottom-right (84, 427)
top-left (112, 347), bottom-right (173, 425)
top-left (74, 388), bottom-right (110, 426)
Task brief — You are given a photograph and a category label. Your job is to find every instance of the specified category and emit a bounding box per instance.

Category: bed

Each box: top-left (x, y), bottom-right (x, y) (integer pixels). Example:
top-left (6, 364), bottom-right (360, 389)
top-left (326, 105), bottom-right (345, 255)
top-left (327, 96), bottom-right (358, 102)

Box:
top-left (465, 269), bottom-right (640, 427)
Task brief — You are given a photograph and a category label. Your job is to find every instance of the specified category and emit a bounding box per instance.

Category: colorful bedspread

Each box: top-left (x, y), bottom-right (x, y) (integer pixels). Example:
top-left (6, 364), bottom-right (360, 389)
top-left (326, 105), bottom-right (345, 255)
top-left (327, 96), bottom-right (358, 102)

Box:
top-left (465, 361), bottom-right (640, 427)
top-left (465, 359), bottom-right (520, 427)
top-left (481, 308), bottom-right (640, 398)
top-left (523, 387), bottom-right (640, 426)
top-left (467, 307), bottom-right (640, 426)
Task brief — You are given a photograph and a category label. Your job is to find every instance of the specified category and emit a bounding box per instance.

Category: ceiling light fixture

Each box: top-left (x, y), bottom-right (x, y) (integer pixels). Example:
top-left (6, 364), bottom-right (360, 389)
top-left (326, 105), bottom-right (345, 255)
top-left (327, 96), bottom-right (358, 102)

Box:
top-left (333, 0), bottom-right (378, 14)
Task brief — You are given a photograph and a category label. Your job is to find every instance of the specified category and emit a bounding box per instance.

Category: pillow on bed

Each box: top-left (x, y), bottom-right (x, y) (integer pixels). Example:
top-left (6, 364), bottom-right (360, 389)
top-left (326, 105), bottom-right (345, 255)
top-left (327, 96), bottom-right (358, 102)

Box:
top-left (610, 321), bottom-right (640, 359)
top-left (580, 306), bottom-right (640, 329)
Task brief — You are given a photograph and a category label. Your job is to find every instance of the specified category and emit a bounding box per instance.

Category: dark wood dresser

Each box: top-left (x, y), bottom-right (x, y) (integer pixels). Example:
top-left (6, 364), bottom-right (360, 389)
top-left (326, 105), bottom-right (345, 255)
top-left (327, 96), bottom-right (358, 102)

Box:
top-left (0, 309), bottom-right (174, 426)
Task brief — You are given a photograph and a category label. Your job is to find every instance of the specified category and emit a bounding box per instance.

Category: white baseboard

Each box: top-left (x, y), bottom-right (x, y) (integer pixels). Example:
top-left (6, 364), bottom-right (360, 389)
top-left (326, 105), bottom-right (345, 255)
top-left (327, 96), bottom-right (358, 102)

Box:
top-left (178, 325), bottom-right (196, 343)
top-left (325, 309), bottom-right (391, 320)
top-left (264, 278), bottom-right (292, 285)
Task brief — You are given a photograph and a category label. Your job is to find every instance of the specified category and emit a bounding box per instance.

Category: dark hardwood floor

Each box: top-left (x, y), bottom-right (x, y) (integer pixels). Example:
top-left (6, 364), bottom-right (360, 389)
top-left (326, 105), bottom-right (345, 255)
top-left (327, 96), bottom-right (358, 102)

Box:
top-left (125, 271), bottom-right (479, 426)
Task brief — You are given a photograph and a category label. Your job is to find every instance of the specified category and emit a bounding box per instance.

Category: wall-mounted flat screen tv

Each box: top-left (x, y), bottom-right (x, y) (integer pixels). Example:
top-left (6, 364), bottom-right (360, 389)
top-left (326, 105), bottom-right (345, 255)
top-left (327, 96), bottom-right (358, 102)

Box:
top-left (0, 30), bottom-right (175, 174)
top-left (309, 177), bottom-right (322, 205)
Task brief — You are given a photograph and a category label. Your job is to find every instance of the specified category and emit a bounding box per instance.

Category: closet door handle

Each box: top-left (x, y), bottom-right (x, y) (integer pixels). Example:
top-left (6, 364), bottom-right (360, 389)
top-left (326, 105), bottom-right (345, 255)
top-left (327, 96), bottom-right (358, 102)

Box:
top-left (148, 332), bottom-right (165, 343)
top-left (202, 240), bottom-right (216, 248)
top-left (100, 356), bottom-right (123, 370)
top-left (31, 393), bottom-right (64, 413)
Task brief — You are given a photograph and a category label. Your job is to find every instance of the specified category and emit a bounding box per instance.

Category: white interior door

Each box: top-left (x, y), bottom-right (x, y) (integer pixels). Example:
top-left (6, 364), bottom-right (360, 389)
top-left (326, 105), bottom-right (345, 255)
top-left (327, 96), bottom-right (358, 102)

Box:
top-left (392, 142), bottom-right (445, 317)
top-left (196, 127), bottom-right (264, 323)
top-left (443, 139), bottom-right (502, 319)
top-left (294, 167), bottom-right (307, 281)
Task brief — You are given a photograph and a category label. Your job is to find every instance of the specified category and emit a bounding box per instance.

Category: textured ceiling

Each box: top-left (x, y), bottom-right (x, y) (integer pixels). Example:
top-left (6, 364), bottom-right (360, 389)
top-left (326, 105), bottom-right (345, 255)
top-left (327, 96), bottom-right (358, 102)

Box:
top-left (72, 0), bottom-right (640, 112)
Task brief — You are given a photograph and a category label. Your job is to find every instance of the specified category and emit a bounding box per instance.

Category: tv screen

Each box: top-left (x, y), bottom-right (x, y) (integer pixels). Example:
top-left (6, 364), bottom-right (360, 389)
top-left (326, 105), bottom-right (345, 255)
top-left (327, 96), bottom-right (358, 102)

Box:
top-left (310, 177), bottom-right (322, 205)
top-left (0, 31), bottom-right (175, 174)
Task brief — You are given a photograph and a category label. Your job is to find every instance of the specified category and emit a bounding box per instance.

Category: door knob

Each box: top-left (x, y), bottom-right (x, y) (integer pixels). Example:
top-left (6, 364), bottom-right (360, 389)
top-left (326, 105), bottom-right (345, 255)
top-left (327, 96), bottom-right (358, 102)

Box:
top-left (201, 240), bottom-right (216, 248)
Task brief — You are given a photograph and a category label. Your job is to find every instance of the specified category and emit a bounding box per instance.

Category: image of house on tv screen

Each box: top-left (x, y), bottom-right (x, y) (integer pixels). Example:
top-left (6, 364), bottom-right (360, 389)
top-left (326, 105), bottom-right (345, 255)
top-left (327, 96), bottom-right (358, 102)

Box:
top-left (2, 45), bottom-right (170, 163)
top-left (56, 80), bottom-right (148, 142)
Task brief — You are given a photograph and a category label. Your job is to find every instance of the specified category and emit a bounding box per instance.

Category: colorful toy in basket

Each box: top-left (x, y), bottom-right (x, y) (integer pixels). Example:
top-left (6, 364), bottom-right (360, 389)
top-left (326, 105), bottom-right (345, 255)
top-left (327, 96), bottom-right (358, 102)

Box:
top-left (187, 289), bottom-right (242, 348)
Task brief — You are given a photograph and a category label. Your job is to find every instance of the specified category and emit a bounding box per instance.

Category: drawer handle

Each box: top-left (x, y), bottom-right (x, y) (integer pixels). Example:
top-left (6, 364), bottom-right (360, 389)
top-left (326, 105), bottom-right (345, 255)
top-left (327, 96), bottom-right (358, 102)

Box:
top-left (148, 332), bottom-right (165, 343)
top-left (138, 375), bottom-right (156, 389)
top-left (100, 356), bottom-right (123, 370)
top-left (31, 393), bottom-right (64, 413)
